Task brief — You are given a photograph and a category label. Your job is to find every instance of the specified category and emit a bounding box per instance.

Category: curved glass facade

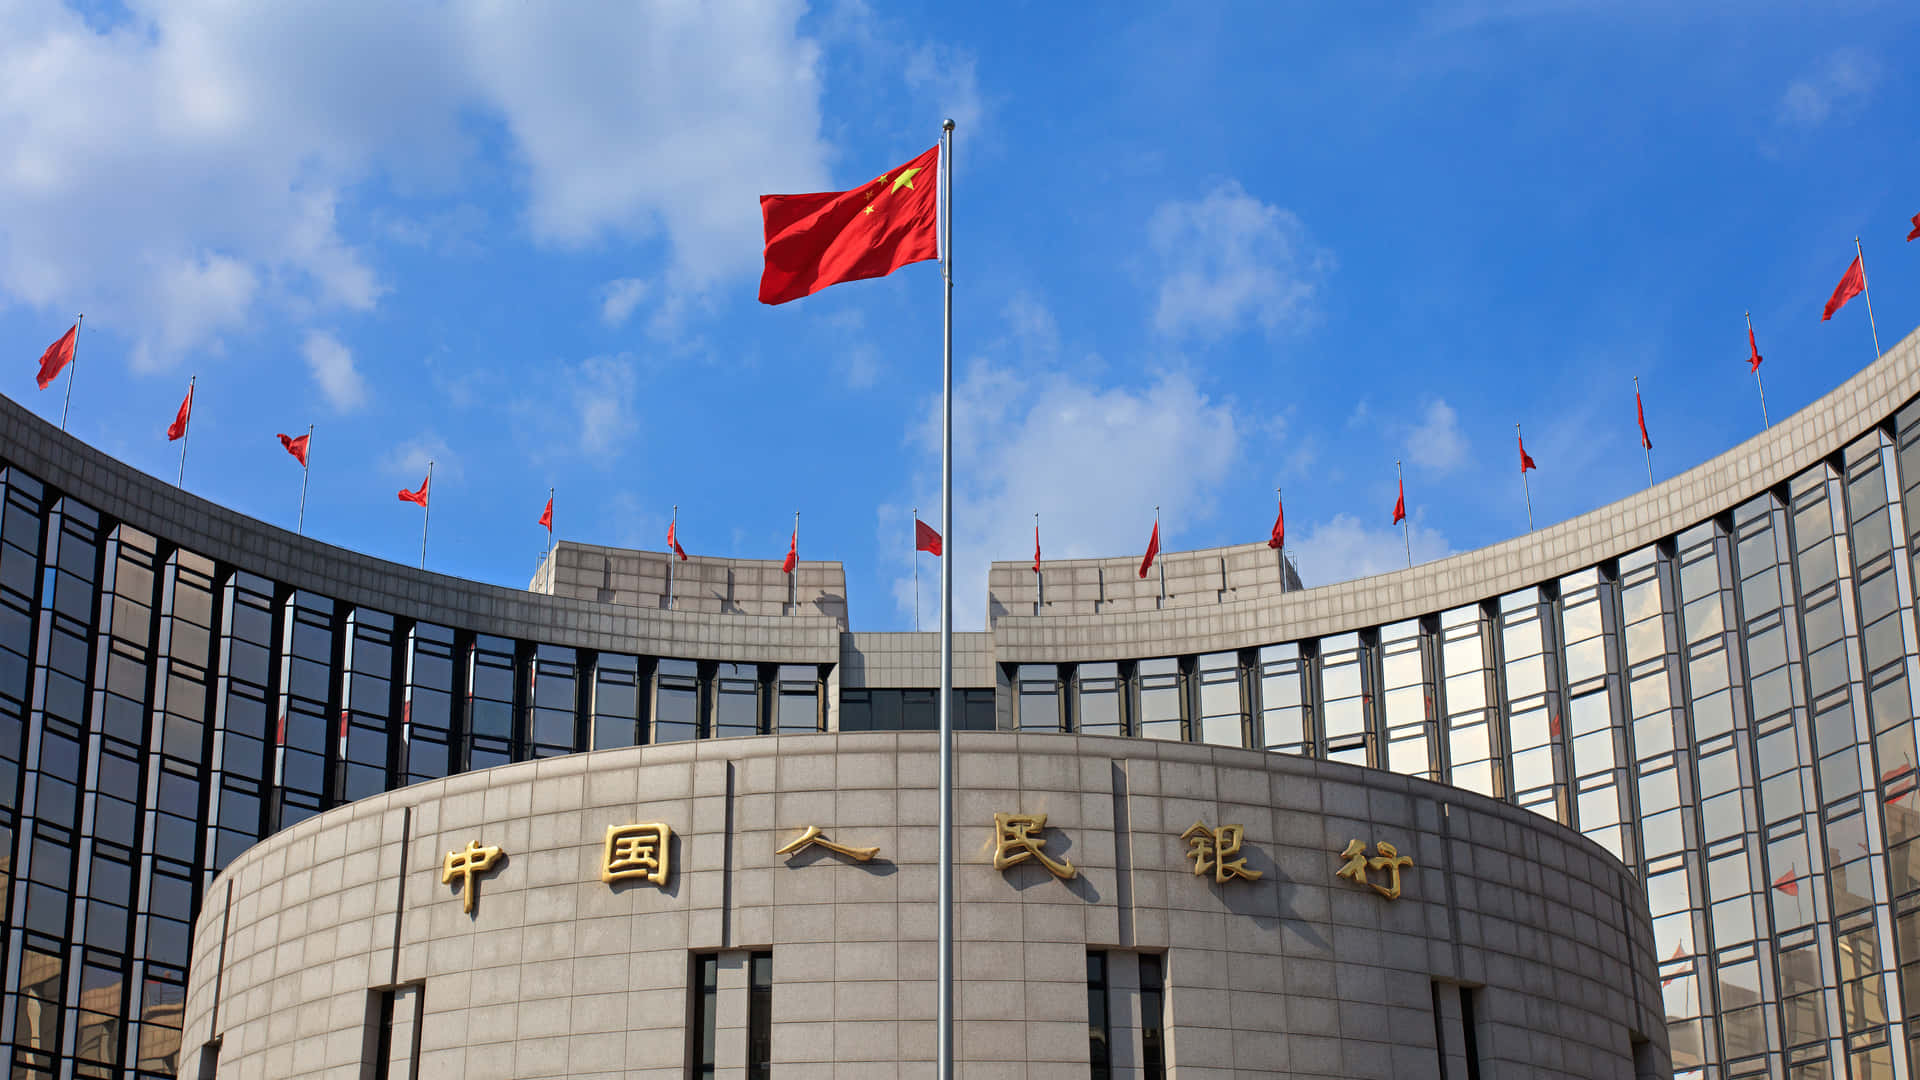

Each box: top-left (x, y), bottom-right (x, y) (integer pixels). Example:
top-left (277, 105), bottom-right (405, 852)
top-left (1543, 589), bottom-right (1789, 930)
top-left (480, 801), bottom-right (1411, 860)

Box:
top-left (0, 338), bottom-right (1917, 1076)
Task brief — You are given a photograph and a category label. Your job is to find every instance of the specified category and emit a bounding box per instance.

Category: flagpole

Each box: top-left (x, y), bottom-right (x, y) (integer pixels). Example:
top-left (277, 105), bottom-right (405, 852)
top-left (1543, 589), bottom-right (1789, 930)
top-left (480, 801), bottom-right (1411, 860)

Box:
top-left (1398, 459), bottom-right (1411, 568)
top-left (913, 507), bottom-right (920, 633)
top-left (1156, 505), bottom-right (1165, 601)
top-left (61, 314), bottom-right (83, 432)
top-left (1635, 377), bottom-right (1652, 487)
top-left (1034, 512), bottom-right (1042, 610)
top-left (790, 510), bottom-right (800, 613)
top-left (177, 375), bottom-right (195, 487)
top-left (547, 486), bottom-right (555, 563)
top-left (297, 424), bottom-right (313, 535)
top-left (1747, 311), bottom-right (1769, 428)
top-left (1517, 423), bottom-right (1534, 532)
top-left (1857, 236), bottom-right (1883, 360)
top-left (936, 116), bottom-right (956, 1080)
top-left (420, 460), bottom-right (433, 570)
top-left (668, 505), bottom-right (678, 610)
top-left (1277, 487), bottom-right (1286, 593)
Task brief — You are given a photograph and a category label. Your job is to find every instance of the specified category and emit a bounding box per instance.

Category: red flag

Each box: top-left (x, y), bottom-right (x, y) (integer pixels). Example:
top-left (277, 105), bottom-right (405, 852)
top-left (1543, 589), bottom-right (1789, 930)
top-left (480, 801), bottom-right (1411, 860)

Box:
top-left (1518, 433), bottom-right (1537, 473)
top-left (166, 382), bottom-right (193, 441)
top-left (667, 520), bottom-right (688, 561)
top-left (277, 432), bottom-right (310, 466)
top-left (1823, 255), bottom-right (1865, 321)
top-left (915, 517), bottom-right (942, 556)
top-left (1908, 212), bottom-right (1919, 242)
top-left (35, 324), bottom-right (77, 390)
top-left (398, 475), bottom-right (430, 507)
top-left (1032, 524), bottom-right (1041, 573)
top-left (781, 529), bottom-right (797, 574)
top-left (1772, 868), bottom-right (1800, 897)
top-left (1636, 390), bottom-right (1653, 450)
top-left (1392, 479), bottom-right (1406, 525)
top-left (1747, 326), bottom-right (1763, 373)
top-left (1267, 495), bottom-right (1285, 549)
top-left (538, 496), bottom-right (552, 532)
top-left (1138, 520), bottom-right (1160, 579)
top-left (759, 145), bottom-right (940, 305)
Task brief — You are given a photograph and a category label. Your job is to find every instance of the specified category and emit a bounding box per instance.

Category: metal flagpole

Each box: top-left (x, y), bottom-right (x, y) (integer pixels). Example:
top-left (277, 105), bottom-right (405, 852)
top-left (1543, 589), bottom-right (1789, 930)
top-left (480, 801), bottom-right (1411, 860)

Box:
top-left (790, 510), bottom-right (799, 613)
top-left (1747, 311), bottom-right (1769, 428)
top-left (913, 508), bottom-right (920, 633)
top-left (1277, 487), bottom-right (1286, 593)
top-left (1398, 459), bottom-right (1411, 568)
top-left (297, 424), bottom-right (313, 535)
top-left (1517, 423), bottom-right (1534, 532)
top-left (1156, 505), bottom-right (1165, 600)
top-left (937, 116), bottom-right (956, 1080)
top-left (1033, 512), bottom-right (1042, 610)
top-left (1857, 236), bottom-right (1883, 360)
top-left (419, 460), bottom-right (433, 570)
top-left (669, 505), bottom-right (678, 610)
top-left (177, 375), bottom-right (195, 487)
top-left (61, 314), bottom-right (83, 432)
top-left (1636, 377), bottom-right (1652, 487)
top-left (547, 487), bottom-right (555, 563)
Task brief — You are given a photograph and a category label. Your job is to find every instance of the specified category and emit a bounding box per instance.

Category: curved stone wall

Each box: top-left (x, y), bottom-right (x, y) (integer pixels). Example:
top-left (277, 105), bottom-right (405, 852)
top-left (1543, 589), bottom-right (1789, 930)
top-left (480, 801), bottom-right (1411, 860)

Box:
top-left (181, 732), bottom-right (1664, 1079)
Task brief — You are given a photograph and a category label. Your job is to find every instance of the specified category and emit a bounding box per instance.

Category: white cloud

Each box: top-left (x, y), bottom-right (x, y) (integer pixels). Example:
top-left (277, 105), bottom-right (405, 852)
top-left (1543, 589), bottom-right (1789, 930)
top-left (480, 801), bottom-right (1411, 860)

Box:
top-left (0, 1), bottom-right (832, 364)
top-left (1778, 49), bottom-right (1877, 130)
top-left (1288, 512), bottom-right (1452, 587)
top-left (570, 355), bottom-right (640, 456)
top-left (384, 432), bottom-right (461, 486)
top-left (599, 278), bottom-right (649, 327)
top-left (1406, 398), bottom-right (1467, 472)
top-left (903, 43), bottom-right (983, 136)
top-left (896, 329), bottom-right (1243, 629)
top-left (1148, 181), bottom-right (1329, 341)
top-left (300, 330), bottom-right (366, 412)
top-left (457, 1), bottom-right (831, 282)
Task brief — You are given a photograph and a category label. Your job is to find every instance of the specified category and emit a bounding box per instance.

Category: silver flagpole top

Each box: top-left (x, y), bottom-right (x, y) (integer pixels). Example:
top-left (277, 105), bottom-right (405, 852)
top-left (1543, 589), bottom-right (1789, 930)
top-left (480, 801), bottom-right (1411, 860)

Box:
top-left (943, 118), bottom-right (955, 131)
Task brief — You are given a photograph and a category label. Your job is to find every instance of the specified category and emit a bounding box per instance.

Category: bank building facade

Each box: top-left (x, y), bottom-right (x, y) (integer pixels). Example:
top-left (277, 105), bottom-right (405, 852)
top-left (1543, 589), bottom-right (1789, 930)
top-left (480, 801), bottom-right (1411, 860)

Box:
top-left (3, 331), bottom-right (1920, 1078)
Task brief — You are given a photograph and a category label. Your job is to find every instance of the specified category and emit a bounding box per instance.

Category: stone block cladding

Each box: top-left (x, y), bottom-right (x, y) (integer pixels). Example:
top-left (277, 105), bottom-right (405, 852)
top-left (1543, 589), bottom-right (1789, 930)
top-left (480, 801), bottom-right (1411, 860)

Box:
top-left (183, 733), bottom-right (1664, 1079)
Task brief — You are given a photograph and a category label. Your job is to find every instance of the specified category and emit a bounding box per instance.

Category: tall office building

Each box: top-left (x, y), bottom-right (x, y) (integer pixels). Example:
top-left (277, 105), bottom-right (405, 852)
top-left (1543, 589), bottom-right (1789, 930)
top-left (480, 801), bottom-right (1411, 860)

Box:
top-left (0, 331), bottom-right (1916, 1076)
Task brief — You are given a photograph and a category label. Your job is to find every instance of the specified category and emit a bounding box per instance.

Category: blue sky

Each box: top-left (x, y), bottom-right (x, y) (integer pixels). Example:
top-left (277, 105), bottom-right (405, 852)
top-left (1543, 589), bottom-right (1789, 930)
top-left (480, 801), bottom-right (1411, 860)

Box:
top-left (2, 1), bottom-right (1917, 631)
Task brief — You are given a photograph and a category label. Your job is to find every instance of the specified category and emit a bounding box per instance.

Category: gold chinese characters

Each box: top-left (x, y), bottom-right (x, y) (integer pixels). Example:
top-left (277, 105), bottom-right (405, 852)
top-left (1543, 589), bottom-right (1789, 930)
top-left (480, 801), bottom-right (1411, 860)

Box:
top-left (1336, 839), bottom-right (1414, 900)
top-left (602, 823), bottom-right (673, 885)
top-left (1181, 821), bottom-right (1262, 884)
top-left (993, 812), bottom-right (1076, 880)
top-left (442, 839), bottom-right (504, 914)
top-left (775, 825), bottom-right (880, 862)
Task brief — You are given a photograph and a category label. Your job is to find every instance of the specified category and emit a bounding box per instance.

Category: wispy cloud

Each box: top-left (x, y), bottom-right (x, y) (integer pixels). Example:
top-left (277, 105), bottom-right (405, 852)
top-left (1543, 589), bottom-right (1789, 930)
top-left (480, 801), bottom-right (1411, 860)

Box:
top-left (1289, 511), bottom-right (1452, 587)
top-left (893, 299), bottom-right (1244, 629)
top-left (1777, 49), bottom-right (1877, 131)
top-left (384, 431), bottom-right (461, 485)
top-left (1407, 398), bottom-right (1467, 472)
top-left (301, 330), bottom-right (367, 412)
top-left (599, 278), bottom-right (649, 327)
top-left (1148, 181), bottom-right (1330, 342)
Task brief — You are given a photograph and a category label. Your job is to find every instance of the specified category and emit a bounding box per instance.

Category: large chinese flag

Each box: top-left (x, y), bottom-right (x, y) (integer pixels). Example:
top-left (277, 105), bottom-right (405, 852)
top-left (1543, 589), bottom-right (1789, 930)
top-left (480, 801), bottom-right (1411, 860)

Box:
top-left (759, 146), bottom-right (940, 305)
top-left (398, 475), bottom-right (429, 507)
top-left (781, 529), bottom-right (798, 574)
top-left (1518, 433), bottom-right (1537, 473)
top-left (1138, 521), bottom-right (1160, 579)
top-left (1392, 479), bottom-right (1406, 525)
top-left (666, 521), bottom-right (688, 561)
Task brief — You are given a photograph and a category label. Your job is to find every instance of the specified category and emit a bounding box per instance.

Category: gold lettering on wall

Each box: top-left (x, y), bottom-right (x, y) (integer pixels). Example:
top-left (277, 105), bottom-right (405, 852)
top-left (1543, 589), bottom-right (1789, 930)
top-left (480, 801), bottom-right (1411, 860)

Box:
top-left (775, 825), bottom-right (880, 862)
top-left (992, 812), bottom-right (1076, 880)
top-left (602, 823), bottom-right (673, 885)
top-left (1336, 839), bottom-right (1413, 900)
top-left (441, 839), bottom-right (504, 914)
top-left (1181, 821), bottom-right (1262, 883)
